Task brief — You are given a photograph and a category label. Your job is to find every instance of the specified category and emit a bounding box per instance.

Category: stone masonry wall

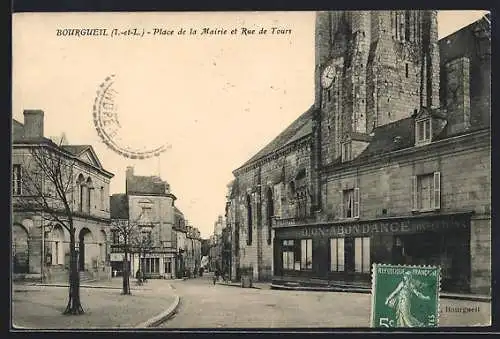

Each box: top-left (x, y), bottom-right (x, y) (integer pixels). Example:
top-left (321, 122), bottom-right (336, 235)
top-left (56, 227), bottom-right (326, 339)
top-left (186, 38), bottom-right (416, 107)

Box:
top-left (234, 141), bottom-right (312, 281)
top-left (323, 133), bottom-right (490, 293)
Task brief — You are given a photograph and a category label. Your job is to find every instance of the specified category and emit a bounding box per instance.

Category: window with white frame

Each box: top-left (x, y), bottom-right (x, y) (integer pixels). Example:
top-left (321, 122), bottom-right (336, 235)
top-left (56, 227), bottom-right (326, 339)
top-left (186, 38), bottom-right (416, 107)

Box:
top-left (330, 238), bottom-right (345, 272)
top-left (282, 239), bottom-right (294, 270)
top-left (415, 118), bottom-right (432, 145)
top-left (301, 239), bottom-right (313, 270)
top-left (354, 237), bottom-right (371, 273)
top-left (12, 164), bottom-right (22, 195)
top-left (341, 141), bottom-right (352, 162)
top-left (340, 188), bottom-right (360, 218)
top-left (411, 172), bottom-right (441, 211)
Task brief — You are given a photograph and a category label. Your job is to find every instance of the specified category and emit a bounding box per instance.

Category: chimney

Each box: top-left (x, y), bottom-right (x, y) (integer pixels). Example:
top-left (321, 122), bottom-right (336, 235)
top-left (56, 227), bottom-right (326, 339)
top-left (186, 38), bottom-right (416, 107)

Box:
top-left (444, 57), bottom-right (471, 134)
top-left (23, 110), bottom-right (44, 138)
top-left (125, 166), bottom-right (134, 193)
top-left (126, 166), bottom-right (134, 179)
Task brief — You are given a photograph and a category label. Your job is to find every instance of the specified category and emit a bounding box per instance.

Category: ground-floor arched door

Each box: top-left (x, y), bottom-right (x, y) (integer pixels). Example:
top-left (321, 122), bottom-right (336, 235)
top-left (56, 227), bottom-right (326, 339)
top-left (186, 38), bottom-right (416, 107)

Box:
top-left (13, 224), bottom-right (29, 273)
top-left (78, 228), bottom-right (92, 271)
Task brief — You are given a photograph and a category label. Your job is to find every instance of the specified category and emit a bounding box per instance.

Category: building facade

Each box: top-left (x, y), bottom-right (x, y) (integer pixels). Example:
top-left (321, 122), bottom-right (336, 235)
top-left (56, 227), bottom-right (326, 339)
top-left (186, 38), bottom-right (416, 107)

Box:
top-left (185, 225), bottom-right (202, 276)
top-left (173, 207), bottom-right (187, 278)
top-left (229, 11), bottom-right (491, 294)
top-left (12, 110), bottom-right (114, 283)
top-left (110, 166), bottom-right (178, 279)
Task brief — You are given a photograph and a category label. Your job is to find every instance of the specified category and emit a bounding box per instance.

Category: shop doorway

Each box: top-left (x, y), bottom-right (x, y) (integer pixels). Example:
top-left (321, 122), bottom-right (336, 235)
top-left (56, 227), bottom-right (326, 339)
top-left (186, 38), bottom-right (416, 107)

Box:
top-left (396, 230), bottom-right (470, 293)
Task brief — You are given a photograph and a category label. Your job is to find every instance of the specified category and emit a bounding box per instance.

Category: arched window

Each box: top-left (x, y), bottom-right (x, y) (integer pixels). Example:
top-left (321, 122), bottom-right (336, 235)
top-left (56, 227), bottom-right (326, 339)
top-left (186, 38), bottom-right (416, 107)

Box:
top-left (86, 177), bottom-right (93, 213)
top-left (266, 187), bottom-right (274, 245)
top-left (76, 174), bottom-right (85, 212)
top-left (246, 194), bottom-right (252, 245)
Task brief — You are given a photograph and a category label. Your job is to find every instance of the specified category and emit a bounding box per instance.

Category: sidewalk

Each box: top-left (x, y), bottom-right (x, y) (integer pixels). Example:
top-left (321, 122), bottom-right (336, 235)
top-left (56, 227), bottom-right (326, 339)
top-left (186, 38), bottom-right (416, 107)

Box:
top-left (216, 280), bottom-right (271, 290)
top-left (269, 283), bottom-right (491, 302)
top-left (12, 278), bottom-right (179, 329)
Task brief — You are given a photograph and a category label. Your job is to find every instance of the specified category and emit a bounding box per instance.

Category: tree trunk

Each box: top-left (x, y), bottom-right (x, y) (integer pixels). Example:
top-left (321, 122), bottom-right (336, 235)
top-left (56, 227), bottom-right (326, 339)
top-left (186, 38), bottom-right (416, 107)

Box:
top-left (64, 229), bottom-right (84, 315)
top-left (122, 246), bottom-right (131, 295)
top-left (139, 251), bottom-right (144, 284)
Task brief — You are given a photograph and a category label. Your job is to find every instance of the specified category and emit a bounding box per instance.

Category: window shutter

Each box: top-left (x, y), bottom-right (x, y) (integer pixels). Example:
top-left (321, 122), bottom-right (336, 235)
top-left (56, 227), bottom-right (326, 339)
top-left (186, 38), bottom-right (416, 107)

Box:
top-left (354, 187), bottom-right (360, 218)
top-left (433, 171), bottom-right (441, 209)
top-left (411, 176), bottom-right (418, 211)
top-left (339, 190), bottom-right (344, 218)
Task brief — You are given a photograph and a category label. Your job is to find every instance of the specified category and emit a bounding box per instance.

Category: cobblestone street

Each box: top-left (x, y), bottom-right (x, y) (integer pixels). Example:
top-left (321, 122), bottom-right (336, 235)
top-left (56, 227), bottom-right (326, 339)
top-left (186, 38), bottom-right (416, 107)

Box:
top-left (160, 275), bottom-right (491, 329)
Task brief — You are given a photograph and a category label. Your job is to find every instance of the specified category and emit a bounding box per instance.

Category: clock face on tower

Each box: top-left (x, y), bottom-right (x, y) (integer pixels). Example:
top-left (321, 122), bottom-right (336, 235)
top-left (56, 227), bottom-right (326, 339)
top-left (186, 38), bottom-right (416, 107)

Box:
top-left (321, 65), bottom-right (335, 89)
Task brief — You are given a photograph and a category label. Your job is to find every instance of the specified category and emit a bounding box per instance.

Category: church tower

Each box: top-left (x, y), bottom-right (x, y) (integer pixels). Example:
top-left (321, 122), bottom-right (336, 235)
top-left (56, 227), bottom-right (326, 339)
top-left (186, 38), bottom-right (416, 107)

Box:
top-left (314, 11), bottom-right (440, 166)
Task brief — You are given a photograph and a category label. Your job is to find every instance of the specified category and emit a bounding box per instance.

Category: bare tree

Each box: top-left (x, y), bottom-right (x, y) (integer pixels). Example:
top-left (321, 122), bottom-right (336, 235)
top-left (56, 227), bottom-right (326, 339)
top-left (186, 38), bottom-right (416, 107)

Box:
top-left (132, 229), bottom-right (153, 285)
top-left (111, 218), bottom-right (139, 295)
top-left (14, 144), bottom-right (84, 315)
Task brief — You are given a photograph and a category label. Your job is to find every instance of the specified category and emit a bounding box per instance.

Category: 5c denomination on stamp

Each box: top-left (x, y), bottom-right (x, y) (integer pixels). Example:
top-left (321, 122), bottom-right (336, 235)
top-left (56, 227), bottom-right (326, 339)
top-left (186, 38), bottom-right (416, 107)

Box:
top-left (371, 264), bottom-right (440, 328)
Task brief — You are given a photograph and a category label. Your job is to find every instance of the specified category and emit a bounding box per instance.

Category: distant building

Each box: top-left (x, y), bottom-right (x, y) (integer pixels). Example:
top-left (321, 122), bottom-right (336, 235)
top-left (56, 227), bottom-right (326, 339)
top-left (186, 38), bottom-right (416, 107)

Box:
top-left (110, 166), bottom-right (177, 279)
top-left (173, 207), bottom-right (187, 278)
top-left (12, 110), bottom-right (114, 283)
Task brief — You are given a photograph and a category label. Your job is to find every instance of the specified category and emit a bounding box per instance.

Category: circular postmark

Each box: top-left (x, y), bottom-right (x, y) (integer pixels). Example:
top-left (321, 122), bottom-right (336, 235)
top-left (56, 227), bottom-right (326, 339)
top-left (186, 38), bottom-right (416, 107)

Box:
top-left (93, 74), bottom-right (171, 159)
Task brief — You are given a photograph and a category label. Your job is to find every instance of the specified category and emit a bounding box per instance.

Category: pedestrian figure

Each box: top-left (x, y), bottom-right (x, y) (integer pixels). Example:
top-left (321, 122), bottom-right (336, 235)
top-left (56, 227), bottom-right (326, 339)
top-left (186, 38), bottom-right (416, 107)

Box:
top-left (213, 268), bottom-right (219, 285)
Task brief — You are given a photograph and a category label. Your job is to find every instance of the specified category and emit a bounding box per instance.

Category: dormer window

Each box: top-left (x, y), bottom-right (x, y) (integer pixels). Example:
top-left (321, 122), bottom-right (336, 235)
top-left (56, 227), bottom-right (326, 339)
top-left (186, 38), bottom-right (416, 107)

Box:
top-left (341, 141), bottom-right (352, 162)
top-left (415, 118), bottom-right (432, 146)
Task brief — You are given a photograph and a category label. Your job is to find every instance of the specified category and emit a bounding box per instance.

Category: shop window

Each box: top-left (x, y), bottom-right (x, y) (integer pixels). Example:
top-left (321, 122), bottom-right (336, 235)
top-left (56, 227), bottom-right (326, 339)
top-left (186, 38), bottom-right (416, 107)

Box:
top-left (12, 164), bottom-right (22, 195)
top-left (340, 188), bottom-right (360, 218)
top-left (415, 118), bottom-right (432, 145)
top-left (301, 239), bottom-right (313, 270)
top-left (354, 237), bottom-right (371, 273)
top-left (330, 238), bottom-right (345, 272)
top-left (282, 240), bottom-right (295, 270)
top-left (141, 258), bottom-right (160, 274)
top-left (411, 172), bottom-right (441, 211)
top-left (165, 260), bottom-right (172, 274)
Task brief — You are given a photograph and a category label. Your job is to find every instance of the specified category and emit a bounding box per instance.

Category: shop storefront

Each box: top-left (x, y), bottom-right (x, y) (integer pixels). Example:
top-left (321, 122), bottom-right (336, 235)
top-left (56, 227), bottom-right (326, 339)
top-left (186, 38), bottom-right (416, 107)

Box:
top-left (110, 252), bottom-right (130, 277)
top-left (132, 252), bottom-right (174, 279)
top-left (273, 212), bottom-right (472, 293)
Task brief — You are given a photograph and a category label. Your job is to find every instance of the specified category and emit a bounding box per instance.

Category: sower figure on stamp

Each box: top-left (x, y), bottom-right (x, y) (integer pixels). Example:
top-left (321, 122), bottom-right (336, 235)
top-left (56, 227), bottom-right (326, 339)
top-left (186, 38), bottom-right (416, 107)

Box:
top-left (385, 271), bottom-right (431, 327)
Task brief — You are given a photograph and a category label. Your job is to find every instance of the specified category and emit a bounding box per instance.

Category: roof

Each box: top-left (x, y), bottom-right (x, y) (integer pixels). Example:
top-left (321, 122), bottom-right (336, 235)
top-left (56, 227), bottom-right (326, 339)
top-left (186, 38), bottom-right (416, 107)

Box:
top-left (126, 174), bottom-right (172, 196)
top-left (353, 117), bottom-right (415, 163)
top-left (110, 194), bottom-right (129, 219)
top-left (12, 119), bottom-right (112, 177)
top-left (61, 145), bottom-right (91, 155)
top-left (439, 13), bottom-right (491, 63)
top-left (174, 206), bottom-right (184, 216)
top-left (12, 119), bottom-right (55, 145)
top-left (236, 105), bottom-right (316, 171)
top-left (439, 13), bottom-right (490, 42)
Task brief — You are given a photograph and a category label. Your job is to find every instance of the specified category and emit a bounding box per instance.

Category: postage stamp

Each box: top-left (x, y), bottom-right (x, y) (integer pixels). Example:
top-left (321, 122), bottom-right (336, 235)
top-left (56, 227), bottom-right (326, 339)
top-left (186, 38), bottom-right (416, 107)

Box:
top-left (371, 263), bottom-right (440, 328)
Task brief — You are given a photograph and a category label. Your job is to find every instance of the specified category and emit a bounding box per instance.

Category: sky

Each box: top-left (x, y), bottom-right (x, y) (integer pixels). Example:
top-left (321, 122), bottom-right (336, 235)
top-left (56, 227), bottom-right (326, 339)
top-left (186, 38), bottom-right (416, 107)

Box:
top-left (12, 10), bottom-right (489, 238)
